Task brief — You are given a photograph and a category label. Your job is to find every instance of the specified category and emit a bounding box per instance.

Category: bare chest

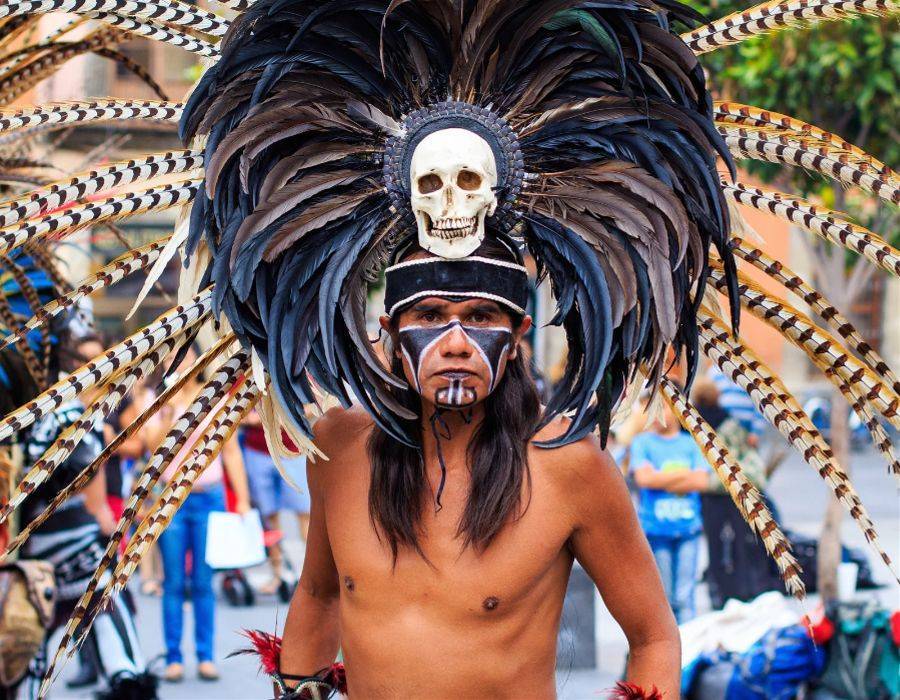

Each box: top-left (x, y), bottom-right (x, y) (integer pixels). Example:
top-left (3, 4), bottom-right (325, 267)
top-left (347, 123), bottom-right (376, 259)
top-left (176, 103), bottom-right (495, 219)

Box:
top-left (323, 455), bottom-right (575, 617)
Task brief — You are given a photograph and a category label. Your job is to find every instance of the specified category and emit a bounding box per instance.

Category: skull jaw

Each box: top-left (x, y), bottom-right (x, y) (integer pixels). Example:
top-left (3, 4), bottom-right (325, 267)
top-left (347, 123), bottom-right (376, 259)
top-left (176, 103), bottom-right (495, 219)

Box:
top-left (415, 209), bottom-right (488, 259)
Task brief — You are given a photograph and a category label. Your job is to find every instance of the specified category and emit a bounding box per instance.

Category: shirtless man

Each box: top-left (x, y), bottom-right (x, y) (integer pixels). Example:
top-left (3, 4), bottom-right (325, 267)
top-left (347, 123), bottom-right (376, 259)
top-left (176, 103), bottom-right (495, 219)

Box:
top-left (279, 241), bottom-right (679, 698)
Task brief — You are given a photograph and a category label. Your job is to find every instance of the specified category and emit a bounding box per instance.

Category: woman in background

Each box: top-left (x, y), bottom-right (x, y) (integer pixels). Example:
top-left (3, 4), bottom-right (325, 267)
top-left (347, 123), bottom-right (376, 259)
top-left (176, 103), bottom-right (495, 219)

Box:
top-left (142, 346), bottom-right (250, 683)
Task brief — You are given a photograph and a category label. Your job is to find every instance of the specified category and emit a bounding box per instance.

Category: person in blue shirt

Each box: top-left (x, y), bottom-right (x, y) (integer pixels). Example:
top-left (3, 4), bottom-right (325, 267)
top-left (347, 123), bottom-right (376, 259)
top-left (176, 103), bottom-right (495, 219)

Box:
top-left (708, 366), bottom-right (767, 441)
top-left (630, 396), bottom-right (710, 623)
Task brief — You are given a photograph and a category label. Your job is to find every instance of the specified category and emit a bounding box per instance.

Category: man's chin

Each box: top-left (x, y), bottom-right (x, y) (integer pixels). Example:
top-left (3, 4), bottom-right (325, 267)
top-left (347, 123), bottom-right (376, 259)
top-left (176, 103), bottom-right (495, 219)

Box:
top-left (434, 381), bottom-right (479, 409)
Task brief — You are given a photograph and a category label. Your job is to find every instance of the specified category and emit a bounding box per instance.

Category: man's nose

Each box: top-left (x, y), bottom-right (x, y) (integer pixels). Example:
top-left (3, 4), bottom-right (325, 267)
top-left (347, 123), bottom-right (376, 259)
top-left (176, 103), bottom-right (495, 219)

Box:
top-left (440, 323), bottom-right (472, 356)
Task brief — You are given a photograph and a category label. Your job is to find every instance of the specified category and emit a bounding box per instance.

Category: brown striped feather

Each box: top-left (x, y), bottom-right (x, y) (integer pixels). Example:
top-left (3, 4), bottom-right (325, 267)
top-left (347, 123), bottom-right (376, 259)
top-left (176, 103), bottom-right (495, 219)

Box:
top-left (660, 378), bottom-right (805, 596)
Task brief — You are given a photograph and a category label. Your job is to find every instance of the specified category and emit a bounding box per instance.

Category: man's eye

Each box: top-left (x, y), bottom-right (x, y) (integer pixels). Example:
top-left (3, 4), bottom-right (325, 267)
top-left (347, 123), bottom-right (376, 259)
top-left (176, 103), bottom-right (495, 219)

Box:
top-left (420, 311), bottom-right (438, 322)
top-left (469, 312), bottom-right (489, 323)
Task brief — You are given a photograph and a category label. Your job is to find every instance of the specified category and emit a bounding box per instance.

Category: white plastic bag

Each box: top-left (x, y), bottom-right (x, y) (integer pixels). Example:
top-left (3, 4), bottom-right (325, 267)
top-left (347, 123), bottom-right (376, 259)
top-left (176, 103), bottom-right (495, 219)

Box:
top-left (205, 509), bottom-right (267, 570)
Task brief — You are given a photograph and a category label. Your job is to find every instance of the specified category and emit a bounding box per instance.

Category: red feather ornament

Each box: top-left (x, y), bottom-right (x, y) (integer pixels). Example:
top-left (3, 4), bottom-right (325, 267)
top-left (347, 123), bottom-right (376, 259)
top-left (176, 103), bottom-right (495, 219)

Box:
top-left (608, 681), bottom-right (664, 699)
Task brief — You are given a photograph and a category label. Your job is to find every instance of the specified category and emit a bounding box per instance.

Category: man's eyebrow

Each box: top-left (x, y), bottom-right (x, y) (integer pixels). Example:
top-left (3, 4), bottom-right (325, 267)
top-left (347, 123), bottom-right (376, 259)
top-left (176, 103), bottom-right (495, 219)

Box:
top-left (412, 301), bottom-right (444, 312)
top-left (471, 301), bottom-right (502, 314)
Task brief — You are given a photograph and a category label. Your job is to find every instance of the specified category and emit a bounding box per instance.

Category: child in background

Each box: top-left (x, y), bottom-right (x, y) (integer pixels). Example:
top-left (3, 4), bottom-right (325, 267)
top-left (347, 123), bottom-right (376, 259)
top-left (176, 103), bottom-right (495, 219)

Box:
top-left (630, 395), bottom-right (709, 623)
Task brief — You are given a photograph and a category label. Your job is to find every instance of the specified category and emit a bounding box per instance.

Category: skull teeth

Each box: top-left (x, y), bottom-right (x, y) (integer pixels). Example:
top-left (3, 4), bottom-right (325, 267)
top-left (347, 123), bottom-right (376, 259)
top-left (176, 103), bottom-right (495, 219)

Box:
top-left (429, 217), bottom-right (477, 239)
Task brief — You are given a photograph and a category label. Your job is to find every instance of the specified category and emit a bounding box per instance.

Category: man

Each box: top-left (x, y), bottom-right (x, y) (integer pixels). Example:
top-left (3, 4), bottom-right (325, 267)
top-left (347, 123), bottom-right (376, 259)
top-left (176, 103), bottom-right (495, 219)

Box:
top-left (19, 1), bottom-right (895, 696)
top-left (630, 395), bottom-right (709, 624)
top-left (278, 241), bottom-right (679, 698)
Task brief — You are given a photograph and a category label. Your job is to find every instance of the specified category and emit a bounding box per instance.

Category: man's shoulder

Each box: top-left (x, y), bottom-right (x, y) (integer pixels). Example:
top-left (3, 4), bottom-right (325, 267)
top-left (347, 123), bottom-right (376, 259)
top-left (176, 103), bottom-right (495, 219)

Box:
top-left (306, 405), bottom-right (375, 488)
top-left (531, 415), bottom-right (617, 488)
top-left (312, 404), bottom-right (374, 449)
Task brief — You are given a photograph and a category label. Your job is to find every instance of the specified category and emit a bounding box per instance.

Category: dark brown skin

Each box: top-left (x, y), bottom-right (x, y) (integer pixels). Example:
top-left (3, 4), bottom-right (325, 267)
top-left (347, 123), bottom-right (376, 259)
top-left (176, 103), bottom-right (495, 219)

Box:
top-left (280, 299), bottom-right (679, 698)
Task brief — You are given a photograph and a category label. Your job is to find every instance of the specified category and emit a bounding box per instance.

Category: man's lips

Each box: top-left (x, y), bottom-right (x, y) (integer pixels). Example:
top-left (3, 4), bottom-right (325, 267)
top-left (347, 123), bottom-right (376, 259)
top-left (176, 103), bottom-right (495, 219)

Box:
top-left (436, 369), bottom-right (475, 380)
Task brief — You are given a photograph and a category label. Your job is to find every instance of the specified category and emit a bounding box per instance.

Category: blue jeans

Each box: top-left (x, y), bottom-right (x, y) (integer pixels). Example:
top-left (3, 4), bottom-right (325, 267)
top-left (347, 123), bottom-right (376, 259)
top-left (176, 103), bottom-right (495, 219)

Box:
top-left (158, 487), bottom-right (224, 664)
top-left (646, 534), bottom-right (700, 624)
top-left (243, 447), bottom-right (310, 518)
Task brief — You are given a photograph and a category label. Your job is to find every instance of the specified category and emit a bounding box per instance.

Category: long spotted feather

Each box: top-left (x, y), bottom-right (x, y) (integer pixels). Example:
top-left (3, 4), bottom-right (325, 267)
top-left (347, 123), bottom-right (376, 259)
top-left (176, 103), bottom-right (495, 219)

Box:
top-left (660, 378), bottom-right (805, 596)
top-left (2, 238), bottom-right (171, 349)
top-left (0, 335), bottom-right (181, 525)
top-left (714, 102), bottom-right (894, 176)
top-left (707, 270), bottom-right (900, 427)
top-left (700, 307), bottom-right (863, 465)
top-left (0, 284), bottom-right (43, 383)
top-left (720, 126), bottom-right (899, 205)
top-left (0, 16), bottom-right (89, 83)
top-left (0, 179), bottom-right (201, 256)
top-left (41, 354), bottom-right (250, 693)
top-left (716, 122), bottom-right (900, 204)
top-left (93, 47), bottom-right (170, 101)
top-left (0, 29), bottom-right (121, 105)
top-left (0, 100), bottom-right (182, 135)
top-left (0, 0), bottom-right (230, 37)
top-left (697, 309), bottom-right (895, 572)
top-left (87, 12), bottom-right (220, 57)
top-left (726, 240), bottom-right (900, 395)
top-left (682, 0), bottom-right (898, 54)
top-left (54, 383), bottom-right (260, 692)
top-left (0, 290), bottom-right (212, 443)
top-left (0, 16), bottom-right (34, 49)
top-left (0, 150), bottom-right (203, 228)
top-left (114, 382), bottom-right (260, 589)
top-left (824, 367), bottom-right (900, 478)
top-left (0, 252), bottom-right (49, 386)
top-left (45, 352), bottom-right (248, 645)
top-left (1, 335), bottom-right (236, 558)
top-left (721, 179), bottom-right (900, 277)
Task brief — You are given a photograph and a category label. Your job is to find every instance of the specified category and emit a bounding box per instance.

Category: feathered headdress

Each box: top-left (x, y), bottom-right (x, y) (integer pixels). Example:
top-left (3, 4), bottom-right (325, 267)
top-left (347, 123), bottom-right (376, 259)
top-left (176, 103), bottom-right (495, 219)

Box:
top-left (179, 0), bottom-right (739, 448)
top-left (0, 0), bottom-right (899, 693)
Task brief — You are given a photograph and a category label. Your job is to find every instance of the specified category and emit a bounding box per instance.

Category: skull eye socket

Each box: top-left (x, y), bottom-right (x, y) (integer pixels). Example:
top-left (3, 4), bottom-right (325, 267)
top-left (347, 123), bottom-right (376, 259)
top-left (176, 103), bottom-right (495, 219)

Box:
top-left (417, 173), bottom-right (443, 194)
top-left (457, 170), bottom-right (483, 191)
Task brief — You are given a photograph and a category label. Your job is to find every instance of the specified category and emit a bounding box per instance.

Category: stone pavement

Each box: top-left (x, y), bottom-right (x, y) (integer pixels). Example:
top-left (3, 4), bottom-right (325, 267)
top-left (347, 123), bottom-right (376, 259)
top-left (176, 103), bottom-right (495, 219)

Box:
top-left (52, 444), bottom-right (898, 698)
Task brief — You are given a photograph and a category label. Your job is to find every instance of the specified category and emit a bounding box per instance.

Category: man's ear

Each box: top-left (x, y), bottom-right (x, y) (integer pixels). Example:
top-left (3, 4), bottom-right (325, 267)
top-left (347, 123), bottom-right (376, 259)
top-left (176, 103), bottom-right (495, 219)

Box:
top-left (379, 315), bottom-right (400, 356)
top-left (508, 315), bottom-right (533, 359)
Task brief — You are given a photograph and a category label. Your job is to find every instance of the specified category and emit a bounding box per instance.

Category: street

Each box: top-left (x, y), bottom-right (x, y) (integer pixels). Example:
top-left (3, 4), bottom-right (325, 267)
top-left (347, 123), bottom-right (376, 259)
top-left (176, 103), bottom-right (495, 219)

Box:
top-left (52, 443), bottom-right (899, 699)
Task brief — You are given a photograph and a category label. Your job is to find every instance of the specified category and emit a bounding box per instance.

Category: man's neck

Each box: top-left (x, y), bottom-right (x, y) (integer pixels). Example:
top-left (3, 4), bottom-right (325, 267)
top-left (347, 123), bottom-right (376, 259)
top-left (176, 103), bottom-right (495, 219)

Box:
top-left (419, 402), bottom-right (485, 473)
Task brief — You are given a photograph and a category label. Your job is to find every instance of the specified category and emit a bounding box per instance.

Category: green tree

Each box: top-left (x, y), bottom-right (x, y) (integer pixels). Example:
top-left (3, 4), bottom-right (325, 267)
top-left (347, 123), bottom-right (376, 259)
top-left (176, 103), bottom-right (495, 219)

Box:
top-left (687, 0), bottom-right (899, 601)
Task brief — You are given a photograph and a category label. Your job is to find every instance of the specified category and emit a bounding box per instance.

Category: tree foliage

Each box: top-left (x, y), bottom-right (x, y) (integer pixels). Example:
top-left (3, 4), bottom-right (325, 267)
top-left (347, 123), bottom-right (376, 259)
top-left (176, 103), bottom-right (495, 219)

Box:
top-left (687, 1), bottom-right (898, 236)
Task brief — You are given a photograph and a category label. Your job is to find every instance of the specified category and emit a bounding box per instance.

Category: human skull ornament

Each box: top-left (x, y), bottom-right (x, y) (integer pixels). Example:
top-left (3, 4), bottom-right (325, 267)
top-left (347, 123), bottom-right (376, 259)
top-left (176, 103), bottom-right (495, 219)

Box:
top-left (409, 128), bottom-right (498, 258)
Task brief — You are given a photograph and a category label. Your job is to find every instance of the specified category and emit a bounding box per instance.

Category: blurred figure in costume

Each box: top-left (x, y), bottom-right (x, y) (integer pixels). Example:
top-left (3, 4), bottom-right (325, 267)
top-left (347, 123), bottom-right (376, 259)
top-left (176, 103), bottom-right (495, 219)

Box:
top-left (0, 254), bottom-right (156, 698)
top-left (0, 0), bottom-right (899, 698)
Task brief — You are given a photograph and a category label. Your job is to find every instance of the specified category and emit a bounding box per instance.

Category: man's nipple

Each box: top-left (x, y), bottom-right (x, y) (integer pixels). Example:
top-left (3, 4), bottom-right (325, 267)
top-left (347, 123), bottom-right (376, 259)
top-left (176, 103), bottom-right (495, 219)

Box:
top-left (344, 576), bottom-right (355, 592)
top-left (482, 596), bottom-right (499, 612)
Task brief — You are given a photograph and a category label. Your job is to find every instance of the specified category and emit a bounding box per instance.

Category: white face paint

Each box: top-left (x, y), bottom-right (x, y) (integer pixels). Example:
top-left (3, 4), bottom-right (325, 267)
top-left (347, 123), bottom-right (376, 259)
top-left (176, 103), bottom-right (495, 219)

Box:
top-left (409, 128), bottom-right (498, 259)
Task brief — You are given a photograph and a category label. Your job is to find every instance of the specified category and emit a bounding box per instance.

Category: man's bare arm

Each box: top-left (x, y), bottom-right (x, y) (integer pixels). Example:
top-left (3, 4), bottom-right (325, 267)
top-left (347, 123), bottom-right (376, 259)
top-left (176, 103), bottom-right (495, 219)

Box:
top-left (562, 439), bottom-right (680, 696)
top-left (279, 415), bottom-right (342, 691)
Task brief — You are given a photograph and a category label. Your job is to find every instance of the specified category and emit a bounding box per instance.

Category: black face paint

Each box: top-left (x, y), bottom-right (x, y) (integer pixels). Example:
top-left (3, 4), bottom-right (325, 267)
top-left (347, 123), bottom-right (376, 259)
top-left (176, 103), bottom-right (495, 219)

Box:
top-left (397, 320), bottom-right (512, 409)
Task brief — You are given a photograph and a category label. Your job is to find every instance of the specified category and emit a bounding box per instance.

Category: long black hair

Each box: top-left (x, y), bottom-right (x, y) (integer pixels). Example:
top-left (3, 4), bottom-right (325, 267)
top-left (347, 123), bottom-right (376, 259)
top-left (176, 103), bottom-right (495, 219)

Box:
top-left (367, 292), bottom-right (541, 560)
